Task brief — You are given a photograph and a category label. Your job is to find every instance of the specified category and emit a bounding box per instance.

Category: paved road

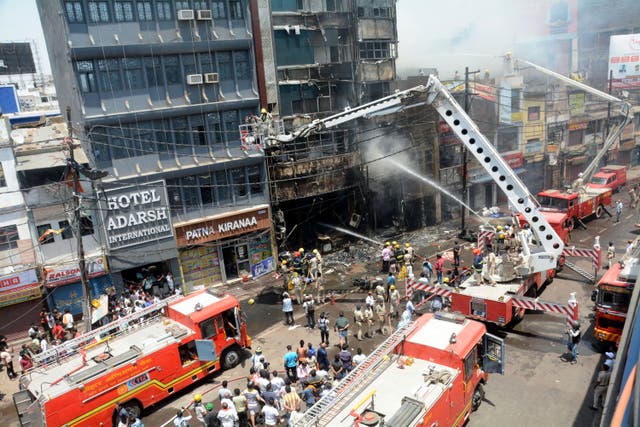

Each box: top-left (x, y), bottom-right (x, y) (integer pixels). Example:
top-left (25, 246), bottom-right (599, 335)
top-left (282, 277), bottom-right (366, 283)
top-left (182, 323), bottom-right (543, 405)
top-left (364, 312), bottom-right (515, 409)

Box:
top-left (470, 210), bottom-right (636, 427)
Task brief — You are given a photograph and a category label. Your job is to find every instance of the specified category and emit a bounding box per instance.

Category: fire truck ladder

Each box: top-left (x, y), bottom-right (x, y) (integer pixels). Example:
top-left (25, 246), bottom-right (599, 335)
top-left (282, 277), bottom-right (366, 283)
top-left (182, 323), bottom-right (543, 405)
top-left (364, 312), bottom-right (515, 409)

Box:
top-left (294, 320), bottom-right (420, 427)
top-left (563, 260), bottom-right (595, 283)
top-left (32, 294), bottom-right (183, 367)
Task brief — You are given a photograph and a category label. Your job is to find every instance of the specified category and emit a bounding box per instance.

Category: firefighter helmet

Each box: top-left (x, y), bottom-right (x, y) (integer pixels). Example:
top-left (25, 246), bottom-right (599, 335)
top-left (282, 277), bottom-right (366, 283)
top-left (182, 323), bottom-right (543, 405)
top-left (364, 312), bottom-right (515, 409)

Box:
top-left (194, 394), bottom-right (202, 402)
top-left (443, 277), bottom-right (450, 283)
top-left (392, 241), bottom-right (398, 246)
top-left (261, 108), bottom-right (267, 114)
top-left (405, 243), bottom-right (410, 248)
top-left (497, 226), bottom-right (503, 231)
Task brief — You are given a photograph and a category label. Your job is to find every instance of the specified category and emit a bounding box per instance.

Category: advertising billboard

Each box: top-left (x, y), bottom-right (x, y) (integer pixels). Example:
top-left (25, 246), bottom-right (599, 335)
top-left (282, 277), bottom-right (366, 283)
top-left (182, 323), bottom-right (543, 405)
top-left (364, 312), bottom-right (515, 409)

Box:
top-left (608, 34), bottom-right (640, 89)
top-left (0, 42), bottom-right (36, 75)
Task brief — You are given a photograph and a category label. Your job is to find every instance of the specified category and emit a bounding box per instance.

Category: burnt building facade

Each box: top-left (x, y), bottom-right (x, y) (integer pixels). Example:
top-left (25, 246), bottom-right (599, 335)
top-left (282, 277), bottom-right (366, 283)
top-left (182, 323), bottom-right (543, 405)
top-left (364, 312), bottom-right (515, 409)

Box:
top-left (266, 0), bottom-right (398, 247)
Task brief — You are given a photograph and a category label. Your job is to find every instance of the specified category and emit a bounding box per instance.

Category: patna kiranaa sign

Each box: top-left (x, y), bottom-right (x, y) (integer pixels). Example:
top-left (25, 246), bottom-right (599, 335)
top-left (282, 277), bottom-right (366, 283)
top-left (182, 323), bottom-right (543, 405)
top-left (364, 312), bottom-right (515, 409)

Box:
top-left (100, 181), bottom-right (173, 250)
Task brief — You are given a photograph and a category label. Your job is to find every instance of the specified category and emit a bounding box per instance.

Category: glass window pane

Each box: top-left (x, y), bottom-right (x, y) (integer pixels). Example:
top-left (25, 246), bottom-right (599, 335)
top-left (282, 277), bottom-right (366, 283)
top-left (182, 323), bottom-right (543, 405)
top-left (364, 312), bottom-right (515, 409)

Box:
top-left (217, 52), bottom-right (233, 81)
top-left (0, 225), bottom-right (19, 251)
top-left (234, 51), bottom-right (250, 80)
top-left (248, 165), bottom-right (262, 195)
top-left (215, 170), bottom-right (230, 203)
top-left (222, 110), bottom-right (239, 143)
top-left (199, 174), bottom-right (215, 206)
top-left (137, 1), bottom-right (153, 20)
top-left (58, 220), bottom-right (74, 240)
top-left (144, 57), bottom-right (163, 87)
top-left (164, 56), bottom-right (181, 85)
top-left (229, 0), bottom-right (243, 19)
top-left (231, 168), bottom-right (247, 198)
top-left (212, 1), bottom-right (226, 18)
top-left (156, 1), bottom-right (172, 20)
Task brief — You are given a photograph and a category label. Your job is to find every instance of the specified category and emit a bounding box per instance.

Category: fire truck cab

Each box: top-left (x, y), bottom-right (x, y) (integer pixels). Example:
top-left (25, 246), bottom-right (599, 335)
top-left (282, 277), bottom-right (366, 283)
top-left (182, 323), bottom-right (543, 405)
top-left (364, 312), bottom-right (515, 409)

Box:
top-left (593, 250), bottom-right (639, 346)
top-left (537, 187), bottom-right (612, 229)
top-left (322, 312), bottom-right (504, 427)
top-left (14, 289), bottom-right (250, 427)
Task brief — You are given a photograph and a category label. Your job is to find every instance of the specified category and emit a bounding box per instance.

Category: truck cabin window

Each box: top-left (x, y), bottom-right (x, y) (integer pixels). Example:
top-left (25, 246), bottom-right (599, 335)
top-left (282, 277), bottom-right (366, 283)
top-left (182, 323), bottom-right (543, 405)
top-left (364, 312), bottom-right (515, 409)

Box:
top-left (178, 341), bottom-right (198, 366)
top-left (464, 345), bottom-right (479, 382)
top-left (200, 317), bottom-right (218, 340)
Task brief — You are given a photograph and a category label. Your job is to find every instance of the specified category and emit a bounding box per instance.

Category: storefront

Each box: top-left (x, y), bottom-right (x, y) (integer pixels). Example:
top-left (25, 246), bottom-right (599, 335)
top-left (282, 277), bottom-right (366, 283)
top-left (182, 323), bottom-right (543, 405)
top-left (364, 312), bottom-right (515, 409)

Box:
top-left (0, 269), bottom-right (41, 308)
top-left (44, 256), bottom-right (112, 316)
top-left (99, 181), bottom-right (180, 292)
top-left (174, 205), bottom-right (275, 288)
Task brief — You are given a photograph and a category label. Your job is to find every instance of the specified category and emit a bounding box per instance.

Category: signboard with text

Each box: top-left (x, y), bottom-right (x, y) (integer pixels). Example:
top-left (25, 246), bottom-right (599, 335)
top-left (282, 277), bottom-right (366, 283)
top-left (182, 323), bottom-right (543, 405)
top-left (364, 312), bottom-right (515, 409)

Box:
top-left (100, 181), bottom-right (173, 250)
top-left (0, 269), bottom-right (39, 294)
top-left (609, 34), bottom-right (640, 89)
top-left (45, 257), bottom-right (107, 287)
top-left (175, 206), bottom-right (270, 247)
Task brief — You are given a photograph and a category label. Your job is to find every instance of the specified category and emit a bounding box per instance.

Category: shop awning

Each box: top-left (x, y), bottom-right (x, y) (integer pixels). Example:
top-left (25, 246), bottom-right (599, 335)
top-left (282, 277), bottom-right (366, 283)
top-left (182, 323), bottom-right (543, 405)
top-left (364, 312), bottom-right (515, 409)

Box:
top-left (471, 168), bottom-right (526, 185)
top-left (15, 147), bottom-right (88, 172)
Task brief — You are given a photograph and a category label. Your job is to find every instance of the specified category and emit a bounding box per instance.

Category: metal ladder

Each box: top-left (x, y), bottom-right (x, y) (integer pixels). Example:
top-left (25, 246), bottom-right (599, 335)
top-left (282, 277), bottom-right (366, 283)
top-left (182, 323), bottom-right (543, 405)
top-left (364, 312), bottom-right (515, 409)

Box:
top-left (563, 260), bottom-right (595, 283)
top-left (32, 294), bottom-right (183, 366)
top-left (294, 320), bottom-right (420, 427)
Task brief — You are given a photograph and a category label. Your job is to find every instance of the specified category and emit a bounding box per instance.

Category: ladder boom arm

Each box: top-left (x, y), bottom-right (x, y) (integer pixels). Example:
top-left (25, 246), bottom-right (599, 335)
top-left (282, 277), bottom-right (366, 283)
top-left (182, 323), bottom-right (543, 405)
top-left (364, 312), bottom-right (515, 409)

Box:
top-left (274, 86), bottom-right (428, 142)
top-left (423, 76), bottom-right (564, 265)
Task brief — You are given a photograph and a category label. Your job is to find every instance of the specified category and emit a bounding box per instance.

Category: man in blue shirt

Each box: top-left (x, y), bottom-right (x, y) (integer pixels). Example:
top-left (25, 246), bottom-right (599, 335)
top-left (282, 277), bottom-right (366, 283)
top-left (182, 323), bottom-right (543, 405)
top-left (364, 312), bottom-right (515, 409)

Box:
top-left (283, 345), bottom-right (298, 382)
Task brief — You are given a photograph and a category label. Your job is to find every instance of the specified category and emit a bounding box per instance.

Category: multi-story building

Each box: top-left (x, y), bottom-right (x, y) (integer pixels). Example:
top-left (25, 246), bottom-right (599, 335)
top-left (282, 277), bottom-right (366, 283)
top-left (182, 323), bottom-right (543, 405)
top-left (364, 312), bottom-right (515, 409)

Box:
top-left (37, 0), bottom-right (275, 290)
top-left (265, 0), bottom-right (398, 243)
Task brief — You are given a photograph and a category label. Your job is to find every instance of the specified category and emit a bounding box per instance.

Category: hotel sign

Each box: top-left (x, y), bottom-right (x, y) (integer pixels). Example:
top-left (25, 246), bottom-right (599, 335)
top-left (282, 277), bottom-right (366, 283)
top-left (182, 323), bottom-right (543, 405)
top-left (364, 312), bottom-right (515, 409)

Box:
top-left (100, 181), bottom-right (173, 250)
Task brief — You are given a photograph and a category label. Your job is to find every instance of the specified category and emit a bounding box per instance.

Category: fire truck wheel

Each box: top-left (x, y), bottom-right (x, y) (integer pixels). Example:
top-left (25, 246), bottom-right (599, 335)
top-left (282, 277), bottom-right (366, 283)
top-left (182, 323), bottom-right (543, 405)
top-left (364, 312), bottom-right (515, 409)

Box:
top-left (123, 399), bottom-right (142, 418)
top-left (511, 307), bottom-right (525, 325)
top-left (222, 348), bottom-right (241, 369)
top-left (595, 204), bottom-right (604, 219)
top-left (472, 384), bottom-right (485, 411)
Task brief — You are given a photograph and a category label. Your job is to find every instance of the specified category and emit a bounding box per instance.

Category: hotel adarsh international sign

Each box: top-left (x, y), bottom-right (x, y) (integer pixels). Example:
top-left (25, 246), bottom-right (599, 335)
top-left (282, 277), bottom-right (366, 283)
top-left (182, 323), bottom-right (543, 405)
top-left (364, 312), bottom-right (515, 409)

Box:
top-left (100, 181), bottom-right (173, 250)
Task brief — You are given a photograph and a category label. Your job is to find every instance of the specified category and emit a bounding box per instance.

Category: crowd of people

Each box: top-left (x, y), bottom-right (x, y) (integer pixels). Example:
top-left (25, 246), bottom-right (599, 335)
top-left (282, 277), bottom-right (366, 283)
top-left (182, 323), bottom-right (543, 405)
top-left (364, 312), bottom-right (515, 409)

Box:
top-left (277, 248), bottom-right (324, 305)
top-left (0, 269), bottom-right (180, 383)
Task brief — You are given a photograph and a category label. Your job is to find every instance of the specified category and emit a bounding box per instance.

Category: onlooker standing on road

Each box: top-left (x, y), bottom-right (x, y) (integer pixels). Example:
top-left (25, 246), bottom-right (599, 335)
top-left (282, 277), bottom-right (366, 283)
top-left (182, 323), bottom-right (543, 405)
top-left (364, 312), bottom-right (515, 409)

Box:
top-left (317, 342), bottom-right (330, 371)
top-left (1, 348), bottom-right (16, 379)
top-left (217, 402), bottom-right (238, 427)
top-left (281, 385), bottom-right (301, 424)
top-left (334, 311), bottom-right (349, 348)
top-left (283, 345), bottom-right (298, 382)
top-left (435, 254), bottom-right (445, 284)
top-left (453, 241), bottom-right (461, 266)
top-left (590, 364), bottom-right (611, 410)
top-left (282, 292), bottom-right (294, 325)
top-left (62, 309), bottom-right (74, 330)
top-left (317, 312), bottom-right (330, 345)
top-left (303, 295), bottom-right (315, 329)
top-left (566, 322), bottom-right (581, 365)
top-left (615, 200), bottom-right (623, 223)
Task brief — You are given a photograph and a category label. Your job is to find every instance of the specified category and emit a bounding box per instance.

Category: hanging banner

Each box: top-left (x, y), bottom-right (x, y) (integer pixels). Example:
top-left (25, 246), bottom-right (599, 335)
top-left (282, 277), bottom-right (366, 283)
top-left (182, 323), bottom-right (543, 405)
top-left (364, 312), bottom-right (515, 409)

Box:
top-left (0, 269), bottom-right (39, 293)
top-left (45, 257), bottom-right (107, 287)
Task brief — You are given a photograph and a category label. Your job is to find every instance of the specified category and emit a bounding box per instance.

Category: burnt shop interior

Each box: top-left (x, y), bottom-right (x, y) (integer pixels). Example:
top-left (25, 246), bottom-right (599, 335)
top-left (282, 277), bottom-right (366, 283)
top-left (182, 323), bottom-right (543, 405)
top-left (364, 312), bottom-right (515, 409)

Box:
top-left (119, 261), bottom-right (175, 296)
top-left (179, 230), bottom-right (273, 286)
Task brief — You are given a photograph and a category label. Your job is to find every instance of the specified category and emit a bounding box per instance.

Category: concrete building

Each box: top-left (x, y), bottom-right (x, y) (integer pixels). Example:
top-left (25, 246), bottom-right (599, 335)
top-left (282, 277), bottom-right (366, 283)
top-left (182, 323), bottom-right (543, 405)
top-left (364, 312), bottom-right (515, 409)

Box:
top-left (265, 0), bottom-right (399, 244)
top-left (11, 119), bottom-right (111, 317)
top-left (37, 0), bottom-right (276, 289)
top-left (0, 118), bottom-right (38, 318)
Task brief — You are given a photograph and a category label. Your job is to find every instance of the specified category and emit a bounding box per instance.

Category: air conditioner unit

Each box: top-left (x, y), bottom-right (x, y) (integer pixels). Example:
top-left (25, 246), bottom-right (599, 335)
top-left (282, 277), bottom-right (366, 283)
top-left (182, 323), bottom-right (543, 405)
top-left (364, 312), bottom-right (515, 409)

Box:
top-left (177, 9), bottom-right (195, 20)
top-left (186, 74), bottom-right (203, 85)
top-left (197, 10), bottom-right (212, 20)
top-left (204, 72), bottom-right (219, 83)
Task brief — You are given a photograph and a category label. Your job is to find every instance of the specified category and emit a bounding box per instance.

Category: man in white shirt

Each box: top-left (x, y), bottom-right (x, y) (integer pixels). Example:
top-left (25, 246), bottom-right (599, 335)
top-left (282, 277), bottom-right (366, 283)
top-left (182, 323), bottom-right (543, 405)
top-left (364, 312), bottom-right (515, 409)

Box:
top-left (62, 309), bottom-right (74, 330)
top-left (261, 398), bottom-right (280, 426)
top-left (217, 401), bottom-right (238, 427)
top-left (353, 347), bottom-right (366, 365)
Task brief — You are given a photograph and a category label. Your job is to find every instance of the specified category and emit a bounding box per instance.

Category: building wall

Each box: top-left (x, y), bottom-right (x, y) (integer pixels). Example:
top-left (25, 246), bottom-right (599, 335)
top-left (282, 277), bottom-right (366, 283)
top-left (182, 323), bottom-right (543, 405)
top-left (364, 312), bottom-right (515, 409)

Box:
top-left (37, 0), bottom-right (274, 287)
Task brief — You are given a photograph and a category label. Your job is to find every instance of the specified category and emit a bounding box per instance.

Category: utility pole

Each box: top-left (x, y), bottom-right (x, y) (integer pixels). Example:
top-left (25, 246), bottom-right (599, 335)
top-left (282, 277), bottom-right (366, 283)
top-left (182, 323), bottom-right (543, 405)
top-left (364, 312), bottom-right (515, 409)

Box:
top-left (66, 107), bottom-right (92, 332)
top-left (460, 66), bottom-right (480, 240)
top-left (604, 69), bottom-right (613, 165)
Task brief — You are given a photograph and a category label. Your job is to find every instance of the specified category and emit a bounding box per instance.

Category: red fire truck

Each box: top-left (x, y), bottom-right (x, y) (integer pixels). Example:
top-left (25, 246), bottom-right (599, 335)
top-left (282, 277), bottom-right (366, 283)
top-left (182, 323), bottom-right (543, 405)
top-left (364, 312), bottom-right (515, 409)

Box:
top-left (13, 289), bottom-right (250, 427)
top-left (537, 186), bottom-right (612, 230)
top-left (295, 312), bottom-right (504, 426)
top-left (593, 238), bottom-right (639, 346)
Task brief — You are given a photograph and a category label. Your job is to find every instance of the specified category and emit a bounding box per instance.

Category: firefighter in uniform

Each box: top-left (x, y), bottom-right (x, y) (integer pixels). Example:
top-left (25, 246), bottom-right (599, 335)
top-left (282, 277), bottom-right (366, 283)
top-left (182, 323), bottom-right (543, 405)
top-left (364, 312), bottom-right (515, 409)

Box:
top-left (473, 249), bottom-right (485, 285)
top-left (354, 305), bottom-right (365, 341)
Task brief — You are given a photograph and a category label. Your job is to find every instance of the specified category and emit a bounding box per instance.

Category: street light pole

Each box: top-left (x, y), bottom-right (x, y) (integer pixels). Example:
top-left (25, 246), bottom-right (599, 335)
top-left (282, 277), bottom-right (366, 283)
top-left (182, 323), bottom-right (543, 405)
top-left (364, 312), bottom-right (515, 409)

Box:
top-left (66, 106), bottom-right (92, 332)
